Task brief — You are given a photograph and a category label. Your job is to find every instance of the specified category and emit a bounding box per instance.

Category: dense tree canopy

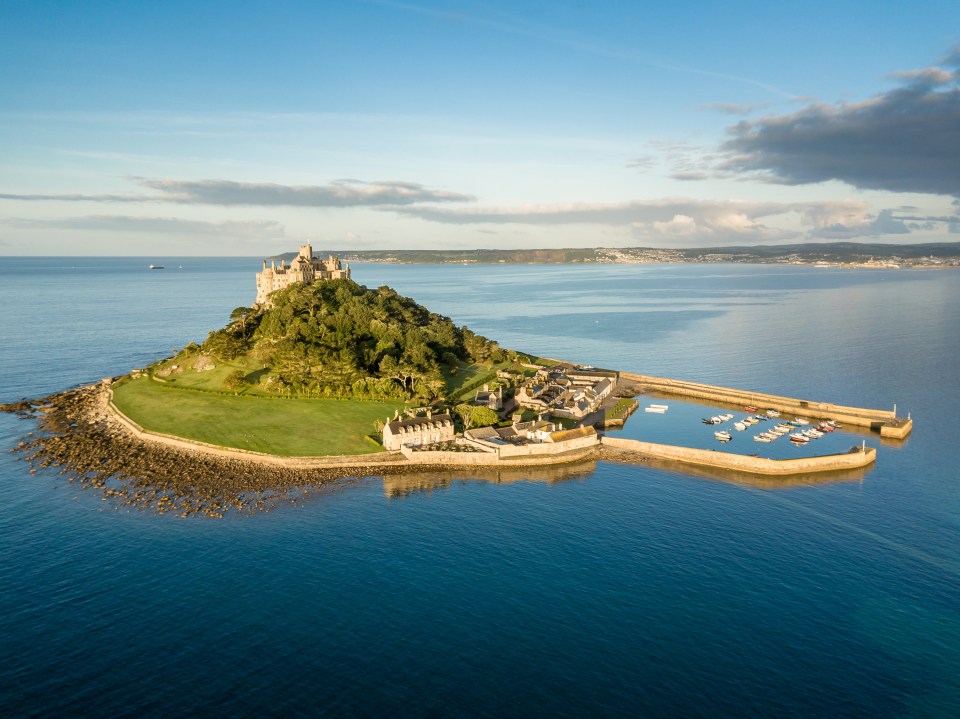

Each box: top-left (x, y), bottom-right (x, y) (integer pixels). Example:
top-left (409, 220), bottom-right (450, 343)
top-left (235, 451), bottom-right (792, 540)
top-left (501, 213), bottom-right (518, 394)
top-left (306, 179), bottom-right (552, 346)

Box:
top-left (198, 279), bottom-right (504, 400)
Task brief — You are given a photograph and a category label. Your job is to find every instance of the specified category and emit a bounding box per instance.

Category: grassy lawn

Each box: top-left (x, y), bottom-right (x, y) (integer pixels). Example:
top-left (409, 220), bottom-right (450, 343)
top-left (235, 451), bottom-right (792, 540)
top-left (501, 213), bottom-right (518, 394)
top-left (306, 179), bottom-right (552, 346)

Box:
top-left (112, 377), bottom-right (405, 456)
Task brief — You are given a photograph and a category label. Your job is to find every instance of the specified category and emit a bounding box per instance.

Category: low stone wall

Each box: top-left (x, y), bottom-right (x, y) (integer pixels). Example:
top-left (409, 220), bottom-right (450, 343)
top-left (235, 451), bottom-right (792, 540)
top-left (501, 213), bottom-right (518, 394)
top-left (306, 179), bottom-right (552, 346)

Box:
top-left (499, 434), bottom-right (599, 457)
top-left (601, 436), bottom-right (876, 476)
top-left (621, 372), bottom-right (909, 435)
top-left (399, 445), bottom-right (598, 466)
top-left (108, 392), bottom-right (408, 469)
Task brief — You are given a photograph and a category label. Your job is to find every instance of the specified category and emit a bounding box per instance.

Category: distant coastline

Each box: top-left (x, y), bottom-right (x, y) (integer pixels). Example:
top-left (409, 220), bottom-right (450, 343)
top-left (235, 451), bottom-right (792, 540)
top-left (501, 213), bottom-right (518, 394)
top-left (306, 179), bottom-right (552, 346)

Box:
top-left (269, 241), bottom-right (960, 269)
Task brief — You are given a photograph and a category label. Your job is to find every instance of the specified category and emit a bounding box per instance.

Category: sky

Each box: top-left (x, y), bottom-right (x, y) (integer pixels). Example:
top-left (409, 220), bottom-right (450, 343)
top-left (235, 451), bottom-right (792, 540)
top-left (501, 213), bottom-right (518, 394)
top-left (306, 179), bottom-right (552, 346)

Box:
top-left (0, 0), bottom-right (958, 255)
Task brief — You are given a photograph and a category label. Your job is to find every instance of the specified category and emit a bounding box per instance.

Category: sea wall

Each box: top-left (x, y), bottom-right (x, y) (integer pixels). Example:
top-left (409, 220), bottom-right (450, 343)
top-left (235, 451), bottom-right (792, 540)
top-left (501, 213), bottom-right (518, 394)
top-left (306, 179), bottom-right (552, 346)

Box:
top-left (601, 436), bottom-right (876, 476)
top-left (400, 433), bottom-right (599, 463)
top-left (107, 392), bottom-right (408, 468)
top-left (621, 372), bottom-right (910, 436)
top-left (398, 445), bottom-right (598, 465)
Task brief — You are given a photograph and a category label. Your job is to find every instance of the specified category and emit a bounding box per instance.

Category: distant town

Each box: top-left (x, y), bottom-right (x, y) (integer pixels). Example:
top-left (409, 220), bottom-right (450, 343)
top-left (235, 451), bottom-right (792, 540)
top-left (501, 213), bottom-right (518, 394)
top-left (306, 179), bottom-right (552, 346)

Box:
top-left (270, 242), bottom-right (960, 269)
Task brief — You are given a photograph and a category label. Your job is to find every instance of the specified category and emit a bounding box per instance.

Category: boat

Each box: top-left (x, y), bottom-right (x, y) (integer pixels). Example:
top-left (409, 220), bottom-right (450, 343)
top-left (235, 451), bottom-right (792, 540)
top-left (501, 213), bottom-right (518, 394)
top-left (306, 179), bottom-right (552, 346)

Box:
top-left (649, 404), bottom-right (669, 410)
top-left (702, 417), bottom-right (721, 425)
top-left (766, 409), bottom-right (780, 418)
top-left (734, 422), bottom-right (747, 431)
top-left (718, 413), bottom-right (734, 421)
top-left (789, 433), bottom-right (810, 443)
top-left (644, 406), bottom-right (666, 413)
top-left (794, 418), bottom-right (809, 426)
top-left (714, 431), bottom-right (732, 441)
top-left (148, 264), bottom-right (165, 270)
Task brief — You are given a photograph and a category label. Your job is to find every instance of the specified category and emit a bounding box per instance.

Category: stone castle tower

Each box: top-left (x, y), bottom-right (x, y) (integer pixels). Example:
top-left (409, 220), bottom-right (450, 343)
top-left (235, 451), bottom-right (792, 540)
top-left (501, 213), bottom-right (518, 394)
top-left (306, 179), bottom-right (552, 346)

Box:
top-left (254, 243), bottom-right (351, 306)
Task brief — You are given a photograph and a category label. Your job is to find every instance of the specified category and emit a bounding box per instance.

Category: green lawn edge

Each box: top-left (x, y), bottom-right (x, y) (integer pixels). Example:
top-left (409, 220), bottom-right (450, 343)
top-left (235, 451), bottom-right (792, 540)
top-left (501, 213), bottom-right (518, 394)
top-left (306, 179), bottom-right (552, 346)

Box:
top-left (112, 377), bottom-right (406, 456)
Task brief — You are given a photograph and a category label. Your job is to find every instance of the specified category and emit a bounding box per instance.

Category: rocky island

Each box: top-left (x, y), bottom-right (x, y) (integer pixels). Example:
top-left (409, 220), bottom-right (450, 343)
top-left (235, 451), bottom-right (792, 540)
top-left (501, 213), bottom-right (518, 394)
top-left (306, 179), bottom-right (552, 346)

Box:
top-left (3, 244), bottom-right (911, 516)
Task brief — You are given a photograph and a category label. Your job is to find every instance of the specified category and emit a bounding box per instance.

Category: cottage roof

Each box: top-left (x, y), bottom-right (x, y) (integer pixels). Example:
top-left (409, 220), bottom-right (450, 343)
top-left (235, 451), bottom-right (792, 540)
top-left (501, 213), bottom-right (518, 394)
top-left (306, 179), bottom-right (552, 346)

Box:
top-left (464, 426), bottom-right (500, 441)
top-left (387, 414), bottom-right (453, 434)
top-left (549, 426), bottom-right (597, 443)
top-left (594, 377), bottom-right (613, 394)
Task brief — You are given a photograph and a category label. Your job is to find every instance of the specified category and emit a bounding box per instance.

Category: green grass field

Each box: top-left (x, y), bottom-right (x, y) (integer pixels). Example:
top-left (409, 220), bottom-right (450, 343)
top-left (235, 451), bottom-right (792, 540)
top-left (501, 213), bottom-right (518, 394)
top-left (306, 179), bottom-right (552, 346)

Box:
top-left (112, 377), bottom-right (405, 456)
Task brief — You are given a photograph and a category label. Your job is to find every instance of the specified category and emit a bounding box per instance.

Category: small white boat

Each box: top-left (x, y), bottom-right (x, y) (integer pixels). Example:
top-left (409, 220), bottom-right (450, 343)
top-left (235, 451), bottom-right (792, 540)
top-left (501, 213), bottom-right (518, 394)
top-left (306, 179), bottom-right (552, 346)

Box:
top-left (644, 406), bottom-right (666, 413)
top-left (718, 413), bottom-right (734, 421)
top-left (714, 430), bottom-right (732, 441)
top-left (794, 418), bottom-right (809, 426)
top-left (648, 404), bottom-right (669, 410)
top-left (753, 435), bottom-right (771, 442)
top-left (148, 264), bottom-right (165, 270)
top-left (767, 409), bottom-right (780, 418)
top-left (734, 421), bottom-right (747, 431)
top-left (790, 433), bottom-right (810, 443)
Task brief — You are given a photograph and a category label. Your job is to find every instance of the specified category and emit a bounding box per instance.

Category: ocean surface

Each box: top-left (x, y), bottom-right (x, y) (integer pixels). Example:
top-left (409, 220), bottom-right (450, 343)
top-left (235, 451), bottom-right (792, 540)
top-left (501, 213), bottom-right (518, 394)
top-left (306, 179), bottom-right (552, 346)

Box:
top-left (1, 258), bottom-right (958, 717)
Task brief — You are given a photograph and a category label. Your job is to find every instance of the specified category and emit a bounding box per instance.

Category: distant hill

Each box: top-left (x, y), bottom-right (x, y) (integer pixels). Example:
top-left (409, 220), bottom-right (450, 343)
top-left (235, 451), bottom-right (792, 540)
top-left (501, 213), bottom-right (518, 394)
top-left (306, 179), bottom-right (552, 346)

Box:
top-left (268, 242), bottom-right (960, 265)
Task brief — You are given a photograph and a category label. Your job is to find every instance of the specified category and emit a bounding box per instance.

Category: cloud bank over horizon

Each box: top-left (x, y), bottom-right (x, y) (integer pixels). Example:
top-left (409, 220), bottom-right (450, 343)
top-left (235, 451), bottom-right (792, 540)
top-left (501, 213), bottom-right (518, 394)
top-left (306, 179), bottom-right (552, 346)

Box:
top-left (0, 178), bottom-right (474, 208)
top-left (717, 47), bottom-right (960, 198)
top-left (1, 1), bottom-right (958, 255)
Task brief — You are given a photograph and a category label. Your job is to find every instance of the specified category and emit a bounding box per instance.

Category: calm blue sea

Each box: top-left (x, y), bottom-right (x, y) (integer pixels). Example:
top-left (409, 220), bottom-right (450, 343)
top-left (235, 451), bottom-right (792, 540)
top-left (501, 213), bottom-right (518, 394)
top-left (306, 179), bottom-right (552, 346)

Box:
top-left (1, 258), bottom-right (958, 718)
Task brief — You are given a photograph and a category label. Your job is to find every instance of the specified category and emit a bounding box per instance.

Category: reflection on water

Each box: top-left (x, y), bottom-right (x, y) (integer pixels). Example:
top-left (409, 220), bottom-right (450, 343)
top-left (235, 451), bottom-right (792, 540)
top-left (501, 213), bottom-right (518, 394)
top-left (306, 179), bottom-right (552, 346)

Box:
top-left (618, 454), bottom-right (871, 490)
top-left (380, 460), bottom-right (599, 498)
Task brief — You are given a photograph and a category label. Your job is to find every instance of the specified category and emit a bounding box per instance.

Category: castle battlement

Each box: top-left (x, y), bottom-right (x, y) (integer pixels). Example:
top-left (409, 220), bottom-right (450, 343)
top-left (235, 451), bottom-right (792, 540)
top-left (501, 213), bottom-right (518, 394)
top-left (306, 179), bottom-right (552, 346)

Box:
top-left (255, 243), bottom-right (351, 306)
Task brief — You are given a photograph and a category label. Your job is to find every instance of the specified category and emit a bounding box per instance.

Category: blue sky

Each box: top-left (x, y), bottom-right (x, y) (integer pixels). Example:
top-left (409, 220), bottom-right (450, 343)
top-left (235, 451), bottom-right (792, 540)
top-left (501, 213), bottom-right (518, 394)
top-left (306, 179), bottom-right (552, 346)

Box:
top-left (1, 0), bottom-right (957, 255)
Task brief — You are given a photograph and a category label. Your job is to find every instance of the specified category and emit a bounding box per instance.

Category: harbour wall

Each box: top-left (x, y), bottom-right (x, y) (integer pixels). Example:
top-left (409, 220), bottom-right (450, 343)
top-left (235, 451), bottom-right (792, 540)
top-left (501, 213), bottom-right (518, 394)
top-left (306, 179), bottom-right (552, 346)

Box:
top-left (400, 433), bottom-right (599, 463)
top-left (601, 436), bottom-right (876, 476)
top-left (621, 372), bottom-right (911, 436)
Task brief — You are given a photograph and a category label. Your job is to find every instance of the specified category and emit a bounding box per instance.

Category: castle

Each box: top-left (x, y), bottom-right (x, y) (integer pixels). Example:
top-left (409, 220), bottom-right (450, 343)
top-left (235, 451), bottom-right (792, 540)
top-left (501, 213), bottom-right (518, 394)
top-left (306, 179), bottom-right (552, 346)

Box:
top-left (254, 243), bottom-right (351, 306)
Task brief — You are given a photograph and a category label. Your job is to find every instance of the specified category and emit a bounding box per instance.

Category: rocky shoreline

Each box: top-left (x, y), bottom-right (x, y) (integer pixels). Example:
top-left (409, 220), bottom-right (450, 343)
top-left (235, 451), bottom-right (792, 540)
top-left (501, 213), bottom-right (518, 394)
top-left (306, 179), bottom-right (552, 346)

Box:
top-left (1, 386), bottom-right (462, 517)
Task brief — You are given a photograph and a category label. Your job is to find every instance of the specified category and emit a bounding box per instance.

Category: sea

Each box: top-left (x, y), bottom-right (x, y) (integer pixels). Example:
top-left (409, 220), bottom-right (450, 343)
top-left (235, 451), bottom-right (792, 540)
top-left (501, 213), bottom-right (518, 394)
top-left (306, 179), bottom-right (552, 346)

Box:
top-left (1, 258), bottom-right (958, 718)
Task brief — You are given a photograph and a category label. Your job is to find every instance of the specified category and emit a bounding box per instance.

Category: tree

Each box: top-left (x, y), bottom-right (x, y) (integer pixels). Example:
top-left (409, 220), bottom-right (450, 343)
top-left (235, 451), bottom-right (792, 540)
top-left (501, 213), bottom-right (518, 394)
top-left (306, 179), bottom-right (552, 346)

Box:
top-left (229, 306), bottom-right (257, 334)
top-left (454, 403), bottom-right (499, 430)
top-left (223, 369), bottom-right (247, 390)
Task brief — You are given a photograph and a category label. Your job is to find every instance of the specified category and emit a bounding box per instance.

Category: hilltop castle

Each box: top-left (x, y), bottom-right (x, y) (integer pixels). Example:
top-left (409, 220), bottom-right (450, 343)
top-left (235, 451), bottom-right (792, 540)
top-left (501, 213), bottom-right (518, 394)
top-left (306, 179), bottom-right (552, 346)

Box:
top-left (255, 243), bottom-right (351, 306)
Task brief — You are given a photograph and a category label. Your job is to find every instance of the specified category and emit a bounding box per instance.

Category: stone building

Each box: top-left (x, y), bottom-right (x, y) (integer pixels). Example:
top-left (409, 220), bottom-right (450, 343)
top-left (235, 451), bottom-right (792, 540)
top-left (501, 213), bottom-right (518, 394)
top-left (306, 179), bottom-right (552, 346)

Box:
top-left (474, 384), bottom-right (503, 411)
top-left (255, 243), bottom-right (351, 306)
top-left (382, 412), bottom-right (455, 451)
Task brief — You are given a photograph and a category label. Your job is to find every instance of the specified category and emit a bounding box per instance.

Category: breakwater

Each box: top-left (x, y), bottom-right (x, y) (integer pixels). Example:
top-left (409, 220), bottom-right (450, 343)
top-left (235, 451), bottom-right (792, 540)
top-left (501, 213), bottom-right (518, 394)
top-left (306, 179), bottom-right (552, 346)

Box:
top-left (621, 372), bottom-right (912, 438)
top-left (601, 436), bottom-right (876, 476)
